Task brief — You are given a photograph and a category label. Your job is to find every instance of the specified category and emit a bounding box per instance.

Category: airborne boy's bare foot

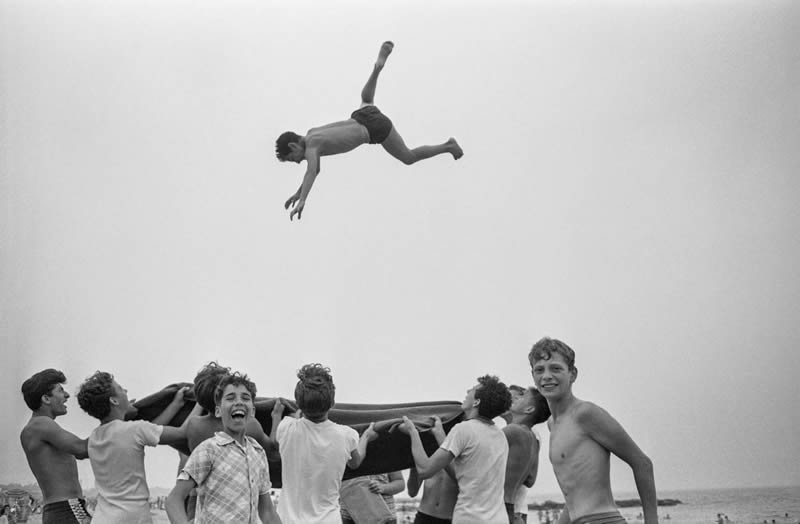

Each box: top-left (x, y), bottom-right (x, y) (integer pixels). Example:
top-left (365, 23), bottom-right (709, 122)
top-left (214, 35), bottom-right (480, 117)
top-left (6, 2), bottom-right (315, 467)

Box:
top-left (448, 138), bottom-right (464, 160)
top-left (376, 41), bottom-right (394, 69)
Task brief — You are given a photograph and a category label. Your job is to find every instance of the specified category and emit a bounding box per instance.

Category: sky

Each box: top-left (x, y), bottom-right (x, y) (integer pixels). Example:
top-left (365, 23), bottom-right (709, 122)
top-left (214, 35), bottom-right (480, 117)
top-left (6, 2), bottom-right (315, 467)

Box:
top-left (2, 0), bottom-right (799, 498)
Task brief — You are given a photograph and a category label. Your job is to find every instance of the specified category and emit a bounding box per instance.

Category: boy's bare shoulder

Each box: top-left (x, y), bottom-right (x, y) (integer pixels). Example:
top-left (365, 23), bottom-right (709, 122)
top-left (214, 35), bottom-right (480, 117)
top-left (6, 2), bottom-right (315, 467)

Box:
top-left (572, 400), bottom-right (610, 421)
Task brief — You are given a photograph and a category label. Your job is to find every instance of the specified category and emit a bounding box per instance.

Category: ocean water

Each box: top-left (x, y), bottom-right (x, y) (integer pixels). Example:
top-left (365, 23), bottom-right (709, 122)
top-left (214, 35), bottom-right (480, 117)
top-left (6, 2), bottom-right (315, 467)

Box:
top-left (527, 486), bottom-right (800, 524)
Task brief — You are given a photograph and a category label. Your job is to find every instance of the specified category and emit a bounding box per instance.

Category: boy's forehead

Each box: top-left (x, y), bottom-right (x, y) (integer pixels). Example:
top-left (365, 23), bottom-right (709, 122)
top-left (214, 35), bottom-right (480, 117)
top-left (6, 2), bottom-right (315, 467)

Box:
top-left (534, 352), bottom-right (569, 366)
top-left (222, 383), bottom-right (252, 395)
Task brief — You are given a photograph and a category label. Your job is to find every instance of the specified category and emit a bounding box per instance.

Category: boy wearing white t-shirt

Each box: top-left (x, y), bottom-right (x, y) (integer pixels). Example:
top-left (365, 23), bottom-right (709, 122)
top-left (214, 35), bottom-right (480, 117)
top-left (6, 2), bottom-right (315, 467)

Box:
top-left (275, 363), bottom-right (377, 524)
top-left (76, 371), bottom-right (194, 524)
top-left (401, 375), bottom-right (512, 524)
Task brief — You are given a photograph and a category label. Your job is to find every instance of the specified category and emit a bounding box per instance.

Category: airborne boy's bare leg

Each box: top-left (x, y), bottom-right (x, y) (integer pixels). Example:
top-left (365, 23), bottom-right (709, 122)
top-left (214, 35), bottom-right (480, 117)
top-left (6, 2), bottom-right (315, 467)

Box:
top-left (361, 41), bottom-right (394, 106)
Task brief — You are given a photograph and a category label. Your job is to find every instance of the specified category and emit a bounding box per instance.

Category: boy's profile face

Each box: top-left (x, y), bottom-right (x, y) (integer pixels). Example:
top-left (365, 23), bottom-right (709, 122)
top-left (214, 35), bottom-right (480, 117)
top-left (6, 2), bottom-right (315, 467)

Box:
top-left (110, 380), bottom-right (131, 413)
top-left (531, 353), bottom-right (576, 399)
top-left (45, 383), bottom-right (70, 416)
top-left (215, 384), bottom-right (254, 433)
top-left (461, 384), bottom-right (479, 413)
top-left (510, 387), bottom-right (534, 415)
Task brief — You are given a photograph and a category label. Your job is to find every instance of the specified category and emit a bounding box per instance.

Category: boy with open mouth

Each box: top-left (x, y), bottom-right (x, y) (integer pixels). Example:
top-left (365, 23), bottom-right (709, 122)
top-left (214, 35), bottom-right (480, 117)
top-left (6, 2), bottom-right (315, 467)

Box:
top-left (166, 372), bottom-right (281, 524)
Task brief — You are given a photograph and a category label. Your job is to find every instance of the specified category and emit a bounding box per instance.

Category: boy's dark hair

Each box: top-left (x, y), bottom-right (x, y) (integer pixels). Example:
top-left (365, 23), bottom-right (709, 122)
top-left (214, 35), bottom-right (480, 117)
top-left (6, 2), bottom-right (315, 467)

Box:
top-left (528, 337), bottom-right (576, 371)
top-left (294, 363), bottom-right (335, 415)
top-left (529, 387), bottom-right (551, 425)
top-left (275, 131), bottom-right (301, 160)
top-left (475, 375), bottom-right (512, 419)
top-left (214, 372), bottom-right (257, 406)
top-left (21, 369), bottom-right (67, 411)
top-left (194, 361), bottom-right (231, 412)
top-left (77, 371), bottom-right (115, 420)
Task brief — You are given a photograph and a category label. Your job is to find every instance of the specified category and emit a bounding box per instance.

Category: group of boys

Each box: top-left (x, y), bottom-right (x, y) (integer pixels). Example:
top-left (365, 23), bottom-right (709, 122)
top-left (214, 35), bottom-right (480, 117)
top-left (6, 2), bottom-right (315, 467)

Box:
top-left (19, 337), bottom-right (657, 524)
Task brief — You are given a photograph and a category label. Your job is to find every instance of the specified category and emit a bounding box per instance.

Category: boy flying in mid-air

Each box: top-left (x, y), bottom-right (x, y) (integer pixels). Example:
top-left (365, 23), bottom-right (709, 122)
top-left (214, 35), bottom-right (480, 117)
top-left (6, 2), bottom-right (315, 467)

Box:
top-left (276, 41), bottom-right (463, 220)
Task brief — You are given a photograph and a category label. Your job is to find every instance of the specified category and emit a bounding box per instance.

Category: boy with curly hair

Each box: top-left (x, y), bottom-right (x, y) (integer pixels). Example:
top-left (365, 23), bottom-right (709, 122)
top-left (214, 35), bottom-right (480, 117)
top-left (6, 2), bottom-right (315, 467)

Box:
top-left (76, 371), bottom-right (193, 523)
top-left (166, 372), bottom-right (281, 524)
top-left (529, 337), bottom-right (657, 524)
top-left (401, 375), bottom-right (512, 524)
top-left (276, 41), bottom-right (463, 221)
top-left (274, 363), bottom-right (377, 523)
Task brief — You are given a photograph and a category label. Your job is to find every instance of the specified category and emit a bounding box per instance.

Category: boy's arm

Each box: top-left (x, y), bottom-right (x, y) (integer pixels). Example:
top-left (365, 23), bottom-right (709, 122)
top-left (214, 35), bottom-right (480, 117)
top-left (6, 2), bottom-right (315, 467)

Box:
top-left (289, 149), bottom-right (320, 221)
top-left (258, 492), bottom-right (282, 524)
top-left (406, 467), bottom-right (422, 498)
top-left (347, 423), bottom-right (378, 470)
top-left (37, 418), bottom-right (88, 459)
top-left (369, 470), bottom-right (405, 496)
top-left (165, 478), bottom-right (196, 524)
top-left (400, 416), bottom-right (454, 479)
top-left (503, 425), bottom-right (532, 502)
top-left (579, 404), bottom-right (658, 524)
top-left (152, 386), bottom-right (191, 426)
top-left (159, 402), bottom-right (202, 446)
top-left (523, 438), bottom-right (540, 487)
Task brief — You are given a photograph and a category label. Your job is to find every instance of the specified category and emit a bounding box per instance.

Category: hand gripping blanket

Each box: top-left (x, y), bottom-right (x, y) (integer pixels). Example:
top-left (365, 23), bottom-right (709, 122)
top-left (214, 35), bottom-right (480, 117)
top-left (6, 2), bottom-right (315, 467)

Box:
top-left (129, 383), bottom-right (465, 487)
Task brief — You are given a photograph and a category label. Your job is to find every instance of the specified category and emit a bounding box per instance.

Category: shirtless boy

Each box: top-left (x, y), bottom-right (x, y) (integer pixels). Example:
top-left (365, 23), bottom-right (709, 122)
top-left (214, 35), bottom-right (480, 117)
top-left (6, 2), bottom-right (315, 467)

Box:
top-left (276, 41), bottom-right (464, 220)
top-left (528, 338), bottom-right (658, 524)
top-left (401, 375), bottom-right (512, 524)
top-left (503, 386), bottom-right (550, 524)
top-left (406, 416), bottom-right (458, 524)
top-left (20, 369), bottom-right (91, 524)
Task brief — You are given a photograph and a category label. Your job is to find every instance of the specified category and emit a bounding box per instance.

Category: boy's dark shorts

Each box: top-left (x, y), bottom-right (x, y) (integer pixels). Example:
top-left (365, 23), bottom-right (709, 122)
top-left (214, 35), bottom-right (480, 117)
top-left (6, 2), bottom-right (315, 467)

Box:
top-left (42, 498), bottom-right (92, 523)
top-left (351, 105), bottom-right (394, 144)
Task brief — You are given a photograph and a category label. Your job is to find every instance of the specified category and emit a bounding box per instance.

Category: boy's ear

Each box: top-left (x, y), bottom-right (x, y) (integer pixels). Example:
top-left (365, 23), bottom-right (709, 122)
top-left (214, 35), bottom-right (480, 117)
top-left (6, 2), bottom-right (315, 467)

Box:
top-left (289, 142), bottom-right (301, 152)
top-left (110, 397), bottom-right (119, 407)
top-left (214, 405), bottom-right (221, 418)
top-left (570, 367), bottom-right (578, 383)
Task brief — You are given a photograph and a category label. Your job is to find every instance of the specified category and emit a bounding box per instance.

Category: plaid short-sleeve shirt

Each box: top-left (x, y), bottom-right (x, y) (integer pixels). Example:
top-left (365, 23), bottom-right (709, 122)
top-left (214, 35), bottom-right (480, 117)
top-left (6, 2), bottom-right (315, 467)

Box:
top-left (179, 431), bottom-right (271, 524)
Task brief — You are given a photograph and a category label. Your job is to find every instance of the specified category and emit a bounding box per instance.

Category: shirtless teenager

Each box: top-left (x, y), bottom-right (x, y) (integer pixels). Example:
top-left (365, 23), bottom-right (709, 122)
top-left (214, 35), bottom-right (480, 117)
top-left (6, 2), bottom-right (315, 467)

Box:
top-left (528, 338), bottom-right (658, 524)
top-left (20, 369), bottom-right (92, 524)
top-left (276, 41), bottom-right (464, 220)
top-left (406, 418), bottom-right (459, 524)
top-left (503, 386), bottom-right (550, 524)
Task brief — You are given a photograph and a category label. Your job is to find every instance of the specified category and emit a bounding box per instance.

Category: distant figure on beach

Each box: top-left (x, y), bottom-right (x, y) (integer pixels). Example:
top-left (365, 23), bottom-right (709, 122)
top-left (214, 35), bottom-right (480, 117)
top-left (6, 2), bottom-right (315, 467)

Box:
top-left (19, 369), bottom-right (91, 524)
top-left (529, 338), bottom-right (658, 524)
top-left (76, 371), bottom-right (196, 523)
top-left (166, 372), bottom-right (281, 524)
top-left (406, 416), bottom-right (459, 523)
top-left (276, 40), bottom-right (464, 220)
top-left (401, 375), bottom-right (512, 523)
top-left (274, 363), bottom-right (378, 523)
top-left (503, 385), bottom-right (550, 524)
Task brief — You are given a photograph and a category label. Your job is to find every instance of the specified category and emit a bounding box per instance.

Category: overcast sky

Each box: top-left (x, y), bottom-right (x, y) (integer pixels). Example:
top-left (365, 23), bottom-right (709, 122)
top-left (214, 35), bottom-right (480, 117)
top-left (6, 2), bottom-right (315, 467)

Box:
top-left (2, 0), bottom-right (799, 497)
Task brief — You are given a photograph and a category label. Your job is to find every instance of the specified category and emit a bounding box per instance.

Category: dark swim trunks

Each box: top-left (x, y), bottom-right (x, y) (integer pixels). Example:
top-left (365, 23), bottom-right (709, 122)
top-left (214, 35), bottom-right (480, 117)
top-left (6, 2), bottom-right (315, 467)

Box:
top-left (42, 498), bottom-right (92, 523)
top-left (414, 510), bottom-right (452, 524)
top-left (351, 105), bottom-right (394, 144)
top-left (572, 511), bottom-right (627, 524)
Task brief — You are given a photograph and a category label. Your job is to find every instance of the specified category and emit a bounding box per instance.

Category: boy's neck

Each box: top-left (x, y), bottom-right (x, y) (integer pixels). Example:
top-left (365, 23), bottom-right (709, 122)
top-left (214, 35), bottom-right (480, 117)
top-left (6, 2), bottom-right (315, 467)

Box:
top-left (510, 413), bottom-right (535, 428)
top-left (100, 409), bottom-right (126, 425)
top-left (223, 427), bottom-right (247, 445)
top-left (548, 392), bottom-right (577, 420)
top-left (303, 412), bottom-right (329, 424)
